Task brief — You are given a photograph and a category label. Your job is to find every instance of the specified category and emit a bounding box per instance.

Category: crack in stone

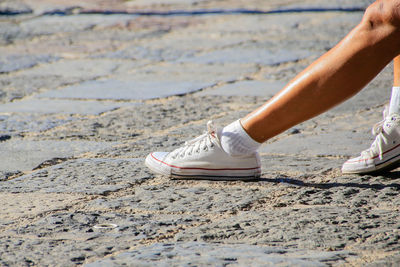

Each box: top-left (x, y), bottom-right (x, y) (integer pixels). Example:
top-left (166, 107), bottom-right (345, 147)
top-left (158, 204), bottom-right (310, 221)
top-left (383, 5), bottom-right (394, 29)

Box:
top-left (34, 7), bottom-right (366, 17)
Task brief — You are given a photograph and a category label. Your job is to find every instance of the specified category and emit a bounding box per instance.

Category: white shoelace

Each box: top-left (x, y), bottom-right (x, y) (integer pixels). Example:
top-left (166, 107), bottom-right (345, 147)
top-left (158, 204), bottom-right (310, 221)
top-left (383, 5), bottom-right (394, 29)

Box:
top-left (360, 106), bottom-right (390, 160)
top-left (361, 115), bottom-right (396, 160)
top-left (170, 121), bottom-right (217, 159)
top-left (361, 121), bottom-right (386, 160)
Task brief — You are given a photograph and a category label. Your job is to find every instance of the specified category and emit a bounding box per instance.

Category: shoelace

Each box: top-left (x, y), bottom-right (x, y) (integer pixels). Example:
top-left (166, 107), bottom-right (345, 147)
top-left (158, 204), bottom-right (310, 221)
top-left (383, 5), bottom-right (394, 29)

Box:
top-left (361, 116), bottom-right (394, 160)
top-left (170, 121), bottom-right (217, 159)
top-left (360, 106), bottom-right (390, 160)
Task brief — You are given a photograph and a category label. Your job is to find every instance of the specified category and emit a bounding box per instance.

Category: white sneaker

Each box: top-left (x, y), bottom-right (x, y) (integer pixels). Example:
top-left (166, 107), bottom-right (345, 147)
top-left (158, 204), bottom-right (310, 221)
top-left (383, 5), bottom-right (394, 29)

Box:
top-left (145, 121), bottom-right (261, 180)
top-left (342, 111), bottom-right (400, 174)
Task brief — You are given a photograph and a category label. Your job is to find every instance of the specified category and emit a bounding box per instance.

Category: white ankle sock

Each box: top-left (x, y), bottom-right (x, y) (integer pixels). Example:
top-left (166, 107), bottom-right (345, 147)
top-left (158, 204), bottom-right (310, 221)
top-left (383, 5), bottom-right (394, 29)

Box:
top-left (389, 86), bottom-right (400, 115)
top-left (220, 120), bottom-right (261, 156)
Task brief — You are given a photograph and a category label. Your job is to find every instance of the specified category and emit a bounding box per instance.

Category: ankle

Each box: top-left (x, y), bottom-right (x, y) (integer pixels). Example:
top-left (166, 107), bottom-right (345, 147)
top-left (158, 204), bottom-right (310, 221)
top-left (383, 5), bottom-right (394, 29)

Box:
top-left (220, 120), bottom-right (261, 156)
top-left (389, 86), bottom-right (400, 115)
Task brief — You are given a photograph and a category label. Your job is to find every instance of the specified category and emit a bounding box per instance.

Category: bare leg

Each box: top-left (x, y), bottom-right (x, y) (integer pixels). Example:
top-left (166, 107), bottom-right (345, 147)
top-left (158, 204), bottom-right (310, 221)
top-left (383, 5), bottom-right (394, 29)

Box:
top-left (241, 0), bottom-right (400, 143)
top-left (343, 52), bottom-right (400, 174)
top-left (388, 55), bottom-right (400, 115)
top-left (146, 0), bottom-right (400, 179)
top-left (394, 55), bottom-right (400, 86)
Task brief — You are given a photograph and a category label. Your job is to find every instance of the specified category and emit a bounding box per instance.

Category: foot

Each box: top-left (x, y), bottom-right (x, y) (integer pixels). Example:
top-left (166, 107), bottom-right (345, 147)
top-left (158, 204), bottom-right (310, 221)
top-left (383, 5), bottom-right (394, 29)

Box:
top-left (342, 112), bottom-right (400, 174)
top-left (145, 121), bottom-right (261, 180)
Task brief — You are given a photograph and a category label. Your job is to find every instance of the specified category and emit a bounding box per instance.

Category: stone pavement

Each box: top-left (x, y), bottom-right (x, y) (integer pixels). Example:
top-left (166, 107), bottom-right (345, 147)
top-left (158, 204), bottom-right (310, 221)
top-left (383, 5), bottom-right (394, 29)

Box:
top-left (1, 0), bottom-right (400, 266)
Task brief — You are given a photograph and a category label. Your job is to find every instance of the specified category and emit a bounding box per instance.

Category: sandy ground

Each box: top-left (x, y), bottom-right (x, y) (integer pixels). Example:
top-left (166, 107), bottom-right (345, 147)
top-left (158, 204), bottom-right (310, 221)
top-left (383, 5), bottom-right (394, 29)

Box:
top-left (1, 0), bottom-right (400, 266)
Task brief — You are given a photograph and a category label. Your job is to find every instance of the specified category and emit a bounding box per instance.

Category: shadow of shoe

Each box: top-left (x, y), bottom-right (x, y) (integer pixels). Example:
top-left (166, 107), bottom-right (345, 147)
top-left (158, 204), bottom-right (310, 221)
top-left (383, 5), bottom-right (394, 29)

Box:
top-left (256, 175), bottom-right (400, 191)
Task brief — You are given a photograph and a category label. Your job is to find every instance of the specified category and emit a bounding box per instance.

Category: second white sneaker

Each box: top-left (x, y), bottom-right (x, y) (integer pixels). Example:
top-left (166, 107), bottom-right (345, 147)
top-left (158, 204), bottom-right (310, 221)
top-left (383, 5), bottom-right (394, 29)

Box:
top-left (342, 112), bottom-right (400, 174)
top-left (145, 121), bottom-right (261, 180)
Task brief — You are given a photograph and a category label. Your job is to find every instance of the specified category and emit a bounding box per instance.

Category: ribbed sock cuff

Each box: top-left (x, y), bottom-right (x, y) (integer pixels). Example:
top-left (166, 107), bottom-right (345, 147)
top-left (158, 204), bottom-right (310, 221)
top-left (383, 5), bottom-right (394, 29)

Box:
top-left (220, 120), bottom-right (261, 156)
top-left (389, 86), bottom-right (400, 115)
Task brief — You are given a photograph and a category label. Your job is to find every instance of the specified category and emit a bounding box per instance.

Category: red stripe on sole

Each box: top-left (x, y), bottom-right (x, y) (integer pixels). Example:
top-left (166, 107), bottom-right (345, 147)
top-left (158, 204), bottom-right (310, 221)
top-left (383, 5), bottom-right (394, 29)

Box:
top-left (150, 153), bottom-right (260, 171)
top-left (347, 143), bottom-right (400, 163)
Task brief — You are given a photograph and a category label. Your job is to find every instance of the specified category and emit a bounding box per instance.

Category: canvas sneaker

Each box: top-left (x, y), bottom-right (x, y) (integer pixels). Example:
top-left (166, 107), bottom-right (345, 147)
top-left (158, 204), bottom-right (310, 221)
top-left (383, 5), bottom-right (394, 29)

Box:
top-left (145, 121), bottom-right (261, 180)
top-left (342, 111), bottom-right (400, 174)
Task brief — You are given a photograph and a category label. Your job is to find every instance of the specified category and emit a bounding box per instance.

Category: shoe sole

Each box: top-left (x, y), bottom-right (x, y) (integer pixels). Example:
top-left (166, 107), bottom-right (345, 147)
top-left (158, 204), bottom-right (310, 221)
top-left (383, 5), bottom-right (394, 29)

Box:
top-left (342, 153), bottom-right (400, 175)
top-left (170, 173), bottom-right (261, 181)
top-left (145, 153), bottom-right (261, 181)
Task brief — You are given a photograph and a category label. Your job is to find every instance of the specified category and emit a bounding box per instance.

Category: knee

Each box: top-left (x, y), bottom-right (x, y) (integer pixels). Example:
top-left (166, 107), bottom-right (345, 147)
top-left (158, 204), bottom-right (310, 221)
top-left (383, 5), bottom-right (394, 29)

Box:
top-left (363, 0), bottom-right (400, 29)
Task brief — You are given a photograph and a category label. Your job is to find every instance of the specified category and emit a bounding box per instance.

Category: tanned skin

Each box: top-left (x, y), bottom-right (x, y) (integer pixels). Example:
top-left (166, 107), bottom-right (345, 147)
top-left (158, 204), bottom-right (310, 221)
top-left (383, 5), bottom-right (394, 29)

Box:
top-left (241, 0), bottom-right (400, 143)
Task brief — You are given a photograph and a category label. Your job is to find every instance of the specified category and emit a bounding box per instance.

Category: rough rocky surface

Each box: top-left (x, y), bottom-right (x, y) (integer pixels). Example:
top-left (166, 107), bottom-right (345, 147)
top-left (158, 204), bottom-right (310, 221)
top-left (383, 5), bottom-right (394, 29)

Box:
top-left (2, 0), bottom-right (400, 266)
